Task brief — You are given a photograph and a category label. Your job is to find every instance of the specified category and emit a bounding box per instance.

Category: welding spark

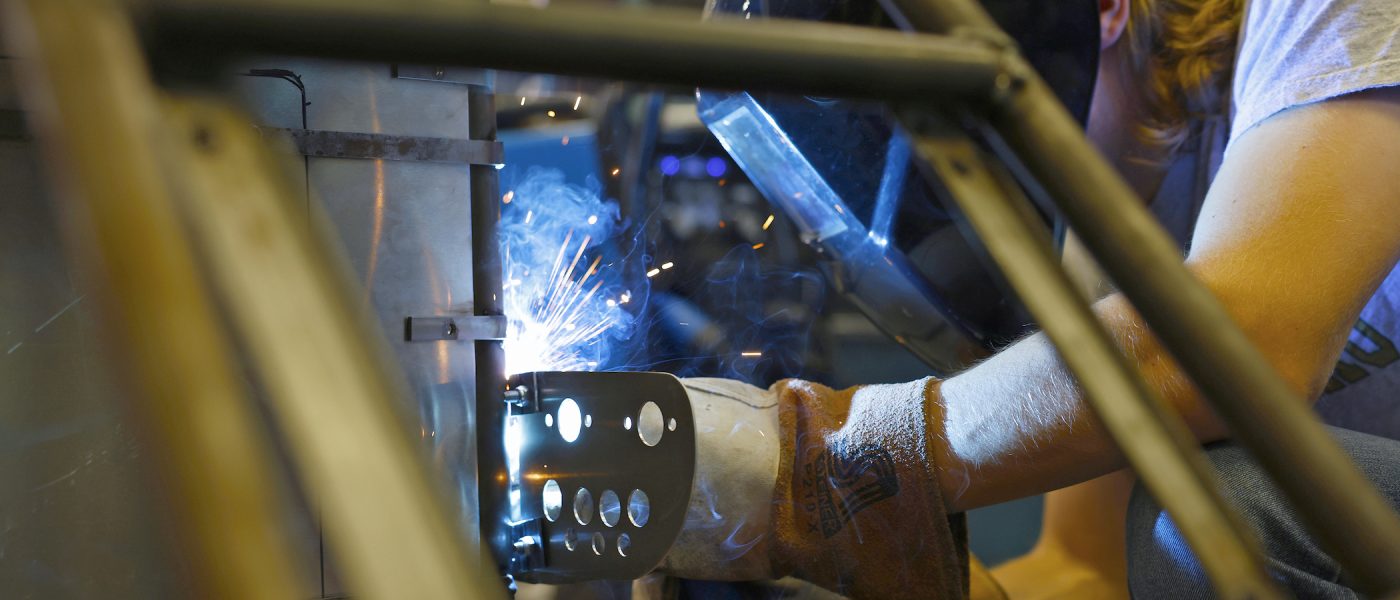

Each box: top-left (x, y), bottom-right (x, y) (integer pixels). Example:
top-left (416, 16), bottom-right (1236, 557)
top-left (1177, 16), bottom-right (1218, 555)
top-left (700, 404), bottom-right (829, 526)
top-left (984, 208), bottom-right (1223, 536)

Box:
top-left (762, 214), bottom-right (775, 230)
top-left (504, 231), bottom-right (616, 373)
top-left (574, 96), bottom-right (583, 111)
top-left (506, 232), bottom-right (610, 372)
top-left (661, 262), bottom-right (674, 270)
top-left (646, 268), bottom-right (661, 278)
top-left (741, 351), bottom-right (762, 357)
top-left (500, 169), bottom-right (636, 375)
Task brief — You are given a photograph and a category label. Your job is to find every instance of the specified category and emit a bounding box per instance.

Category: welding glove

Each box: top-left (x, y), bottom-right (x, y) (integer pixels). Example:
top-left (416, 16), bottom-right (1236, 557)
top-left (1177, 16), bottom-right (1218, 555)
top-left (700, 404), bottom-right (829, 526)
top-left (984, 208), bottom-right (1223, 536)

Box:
top-left (660, 377), bottom-right (969, 599)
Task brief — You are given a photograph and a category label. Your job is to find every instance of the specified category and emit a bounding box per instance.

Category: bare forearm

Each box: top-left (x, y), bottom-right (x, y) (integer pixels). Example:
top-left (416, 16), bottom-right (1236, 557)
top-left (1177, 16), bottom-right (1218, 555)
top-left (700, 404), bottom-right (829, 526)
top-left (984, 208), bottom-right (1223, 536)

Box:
top-left (932, 294), bottom-right (1206, 512)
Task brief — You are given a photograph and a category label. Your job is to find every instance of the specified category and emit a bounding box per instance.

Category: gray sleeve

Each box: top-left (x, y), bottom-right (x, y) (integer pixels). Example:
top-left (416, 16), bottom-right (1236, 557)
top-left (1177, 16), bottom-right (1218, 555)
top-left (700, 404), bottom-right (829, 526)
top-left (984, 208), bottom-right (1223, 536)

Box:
top-left (1229, 0), bottom-right (1400, 147)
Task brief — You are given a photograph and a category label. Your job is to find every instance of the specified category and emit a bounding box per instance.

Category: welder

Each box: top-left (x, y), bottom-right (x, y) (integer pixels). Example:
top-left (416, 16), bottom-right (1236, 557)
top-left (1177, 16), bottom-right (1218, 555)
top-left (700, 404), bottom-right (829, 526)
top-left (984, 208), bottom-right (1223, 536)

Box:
top-left (661, 0), bottom-right (1400, 597)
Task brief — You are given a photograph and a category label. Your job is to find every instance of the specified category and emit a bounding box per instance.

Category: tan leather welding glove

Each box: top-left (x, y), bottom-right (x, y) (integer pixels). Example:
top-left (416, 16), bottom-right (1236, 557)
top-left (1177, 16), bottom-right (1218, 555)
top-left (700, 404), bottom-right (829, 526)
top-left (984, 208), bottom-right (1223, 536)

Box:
top-left (661, 377), bottom-right (969, 600)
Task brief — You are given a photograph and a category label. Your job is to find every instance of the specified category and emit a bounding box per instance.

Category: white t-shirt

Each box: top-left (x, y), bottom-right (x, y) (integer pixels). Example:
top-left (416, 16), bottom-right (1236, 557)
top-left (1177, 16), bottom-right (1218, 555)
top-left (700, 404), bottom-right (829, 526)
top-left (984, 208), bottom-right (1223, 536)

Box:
top-left (1228, 0), bottom-right (1400, 438)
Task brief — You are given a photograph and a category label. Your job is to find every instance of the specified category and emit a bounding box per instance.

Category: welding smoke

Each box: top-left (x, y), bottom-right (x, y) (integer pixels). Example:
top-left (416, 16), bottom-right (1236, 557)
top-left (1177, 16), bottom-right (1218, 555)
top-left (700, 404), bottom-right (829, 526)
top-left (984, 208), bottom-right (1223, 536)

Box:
top-left (499, 167), bottom-right (645, 374)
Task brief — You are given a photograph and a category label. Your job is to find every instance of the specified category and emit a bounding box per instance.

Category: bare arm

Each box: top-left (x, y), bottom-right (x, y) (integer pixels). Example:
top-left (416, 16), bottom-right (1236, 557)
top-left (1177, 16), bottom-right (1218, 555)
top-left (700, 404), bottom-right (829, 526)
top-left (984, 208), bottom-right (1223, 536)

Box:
top-left (932, 87), bottom-right (1400, 512)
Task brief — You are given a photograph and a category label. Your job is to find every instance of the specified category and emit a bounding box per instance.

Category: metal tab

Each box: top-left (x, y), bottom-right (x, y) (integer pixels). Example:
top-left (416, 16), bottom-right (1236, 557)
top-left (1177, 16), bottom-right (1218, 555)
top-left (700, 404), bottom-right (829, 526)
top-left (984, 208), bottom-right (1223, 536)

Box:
top-left (405, 315), bottom-right (507, 342)
top-left (391, 64), bottom-right (493, 87)
top-left (269, 128), bottom-right (505, 165)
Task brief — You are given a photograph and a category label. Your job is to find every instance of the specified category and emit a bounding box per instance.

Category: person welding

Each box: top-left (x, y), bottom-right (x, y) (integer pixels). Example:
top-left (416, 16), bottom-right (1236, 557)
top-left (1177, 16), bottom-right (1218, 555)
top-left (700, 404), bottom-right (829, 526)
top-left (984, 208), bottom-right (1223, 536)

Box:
top-left (662, 0), bottom-right (1400, 597)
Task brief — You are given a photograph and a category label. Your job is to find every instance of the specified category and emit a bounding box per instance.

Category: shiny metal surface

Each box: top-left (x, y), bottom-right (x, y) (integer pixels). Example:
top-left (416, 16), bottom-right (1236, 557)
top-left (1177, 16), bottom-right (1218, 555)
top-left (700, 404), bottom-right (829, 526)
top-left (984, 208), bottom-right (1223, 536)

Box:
top-left (236, 58), bottom-right (484, 574)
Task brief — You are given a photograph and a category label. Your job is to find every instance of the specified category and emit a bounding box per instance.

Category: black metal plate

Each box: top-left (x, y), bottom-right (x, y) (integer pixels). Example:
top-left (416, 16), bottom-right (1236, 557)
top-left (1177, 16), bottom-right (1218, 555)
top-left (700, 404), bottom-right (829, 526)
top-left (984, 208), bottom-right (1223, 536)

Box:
top-left (505, 371), bottom-right (696, 583)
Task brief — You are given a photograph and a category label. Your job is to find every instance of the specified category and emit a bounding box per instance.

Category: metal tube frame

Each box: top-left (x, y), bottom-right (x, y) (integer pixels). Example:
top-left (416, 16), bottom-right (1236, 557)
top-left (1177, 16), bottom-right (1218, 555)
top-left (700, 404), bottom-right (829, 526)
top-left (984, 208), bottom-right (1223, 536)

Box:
top-left (887, 0), bottom-right (1400, 594)
top-left (909, 113), bottom-right (1281, 598)
top-left (469, 84), bottom-right (513, 580)
top-left (993, 51), bottom-right (1400, 600)
top-left (50, 0), bottom-right (1400, 594)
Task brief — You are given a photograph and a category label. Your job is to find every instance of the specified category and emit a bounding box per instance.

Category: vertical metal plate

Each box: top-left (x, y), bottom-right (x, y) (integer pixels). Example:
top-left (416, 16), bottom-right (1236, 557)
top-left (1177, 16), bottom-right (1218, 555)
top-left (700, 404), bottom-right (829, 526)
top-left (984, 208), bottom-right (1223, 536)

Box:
top-left (234, 58), bottom-right (483, 594)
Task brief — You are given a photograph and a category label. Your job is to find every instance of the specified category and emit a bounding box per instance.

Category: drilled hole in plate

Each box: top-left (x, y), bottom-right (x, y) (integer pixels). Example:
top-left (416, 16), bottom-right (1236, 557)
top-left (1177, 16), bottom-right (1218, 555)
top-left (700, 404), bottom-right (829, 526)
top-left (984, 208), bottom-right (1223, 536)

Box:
top-left (564, 528), bottom-right (578, 551)
top-left (574, 488), bottom-right (594, 525)
top-left (617, 533), bottom-right (632, 557)
top-left (667, 417), bottom-right (677, 431)
top-left (599, 490), bottom-right (621, 527)
top-left (545, 414), bottom-right (554, 427)
top-left (542, 480), bottom-right (562, 522)
top-left (628, 489), bottom-right (650, 527)
top-left (638, 401), bottom-right (664, 446)
top-left (591, 532), bottom-right (606, 555)
top-left (624, 416), bottom-right (633, 430)
top-left (558, 399), bottom-right (582, 443)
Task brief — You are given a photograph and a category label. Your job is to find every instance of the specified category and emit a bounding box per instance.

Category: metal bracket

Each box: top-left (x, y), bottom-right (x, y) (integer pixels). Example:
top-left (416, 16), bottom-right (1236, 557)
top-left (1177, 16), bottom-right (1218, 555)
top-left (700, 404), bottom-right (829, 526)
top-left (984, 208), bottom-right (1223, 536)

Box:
top-left (508, 519), bottom-right (546, 574)
top-left (404, 315), bottom-right (507, 342)
top-left (390, 64), bottom-right (493, 87)
top-left (504, 372), bottom-right (540, 414)
top-left (499, 371), bottom-right (696, 584)
top-left (264, 127), bottom-right (505, 165)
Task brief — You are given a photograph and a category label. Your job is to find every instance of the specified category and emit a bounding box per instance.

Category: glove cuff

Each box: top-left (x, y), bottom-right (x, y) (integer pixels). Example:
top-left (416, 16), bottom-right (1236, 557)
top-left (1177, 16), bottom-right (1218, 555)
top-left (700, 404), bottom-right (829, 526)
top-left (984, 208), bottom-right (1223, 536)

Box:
top-left (769, 377), bottom-right (968, 599)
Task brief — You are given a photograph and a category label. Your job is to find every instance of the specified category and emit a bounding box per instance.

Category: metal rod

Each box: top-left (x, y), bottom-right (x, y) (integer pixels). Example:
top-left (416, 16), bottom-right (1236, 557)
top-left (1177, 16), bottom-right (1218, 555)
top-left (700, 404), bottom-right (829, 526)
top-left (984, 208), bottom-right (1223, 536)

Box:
top-left (137, 0), bottom-right (1003, 103)
top-left (910, 120), bottom-right (1281, 599)
top-left (133, 0), bottom-right (1400, 590)
top-left (470, 84), bottom-right (511, 577)
top-left (891, 0), bottom-right (1400, 592)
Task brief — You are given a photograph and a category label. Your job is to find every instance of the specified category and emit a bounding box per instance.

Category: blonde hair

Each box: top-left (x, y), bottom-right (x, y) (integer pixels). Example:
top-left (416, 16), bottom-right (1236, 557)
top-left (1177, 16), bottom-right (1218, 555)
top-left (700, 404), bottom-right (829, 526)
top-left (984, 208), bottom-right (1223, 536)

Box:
top-left (1121, 0), bottom-right (1244, 159)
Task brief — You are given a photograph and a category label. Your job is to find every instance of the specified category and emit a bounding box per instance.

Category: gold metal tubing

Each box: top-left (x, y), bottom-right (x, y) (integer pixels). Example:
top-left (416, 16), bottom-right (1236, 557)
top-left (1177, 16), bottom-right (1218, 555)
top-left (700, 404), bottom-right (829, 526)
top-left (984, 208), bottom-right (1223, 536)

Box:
top-left (0, 0), bottom-right (303, 597)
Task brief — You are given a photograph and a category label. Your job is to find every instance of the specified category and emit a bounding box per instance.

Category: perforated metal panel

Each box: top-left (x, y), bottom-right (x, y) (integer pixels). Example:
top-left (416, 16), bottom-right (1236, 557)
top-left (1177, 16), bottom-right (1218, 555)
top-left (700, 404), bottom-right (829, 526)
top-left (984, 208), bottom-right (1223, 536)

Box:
top-left (504, 371), bottom-right (696, 583)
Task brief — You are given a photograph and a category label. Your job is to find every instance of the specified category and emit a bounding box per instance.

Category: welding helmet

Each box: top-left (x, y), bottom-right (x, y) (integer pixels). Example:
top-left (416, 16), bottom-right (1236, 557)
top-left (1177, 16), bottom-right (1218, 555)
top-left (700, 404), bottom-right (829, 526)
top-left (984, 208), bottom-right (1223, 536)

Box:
top-left (697, 0), bottom-right (1098, 374)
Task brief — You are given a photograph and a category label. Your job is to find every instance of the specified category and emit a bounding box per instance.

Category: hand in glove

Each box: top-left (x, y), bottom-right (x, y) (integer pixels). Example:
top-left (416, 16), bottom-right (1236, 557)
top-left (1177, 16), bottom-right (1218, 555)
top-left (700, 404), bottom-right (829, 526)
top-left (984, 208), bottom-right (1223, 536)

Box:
top-left (660, 377), bottom-right (969, 599)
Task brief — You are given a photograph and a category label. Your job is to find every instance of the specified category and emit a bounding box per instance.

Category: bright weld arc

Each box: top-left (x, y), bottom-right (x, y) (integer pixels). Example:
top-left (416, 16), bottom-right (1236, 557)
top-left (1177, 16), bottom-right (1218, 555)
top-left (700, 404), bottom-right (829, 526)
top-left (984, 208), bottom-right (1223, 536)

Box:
top-left (500, 171), bottom-right (637, 375)
top-left (504, 232), bottom-right (614, 373)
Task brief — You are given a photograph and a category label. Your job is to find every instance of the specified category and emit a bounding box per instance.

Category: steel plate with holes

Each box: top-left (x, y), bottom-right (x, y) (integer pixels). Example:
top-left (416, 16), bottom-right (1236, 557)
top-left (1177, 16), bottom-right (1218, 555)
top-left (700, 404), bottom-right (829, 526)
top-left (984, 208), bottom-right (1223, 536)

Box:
top-left (503, 371), bottom-right (695, 583)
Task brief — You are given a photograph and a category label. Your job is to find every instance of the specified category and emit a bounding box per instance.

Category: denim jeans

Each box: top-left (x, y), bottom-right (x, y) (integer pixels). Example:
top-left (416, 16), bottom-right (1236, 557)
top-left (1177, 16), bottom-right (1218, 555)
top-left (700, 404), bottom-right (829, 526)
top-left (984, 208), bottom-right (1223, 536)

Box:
top-left (1126, 427), bottom-right (1400, 599)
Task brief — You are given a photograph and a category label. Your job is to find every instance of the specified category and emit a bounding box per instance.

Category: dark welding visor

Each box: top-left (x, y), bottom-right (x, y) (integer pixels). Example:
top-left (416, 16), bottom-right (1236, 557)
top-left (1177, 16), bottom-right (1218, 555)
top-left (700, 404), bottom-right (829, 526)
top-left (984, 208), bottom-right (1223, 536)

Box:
top-left (698, 0), bottom-right (1098, 374)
